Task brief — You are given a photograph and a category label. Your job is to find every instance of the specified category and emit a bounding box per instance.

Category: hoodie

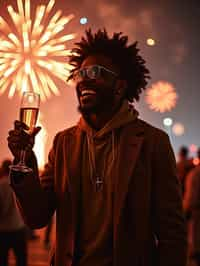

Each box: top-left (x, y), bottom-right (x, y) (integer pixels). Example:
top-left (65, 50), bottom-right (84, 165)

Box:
top-left (75, 101), bottom-right (138, 266)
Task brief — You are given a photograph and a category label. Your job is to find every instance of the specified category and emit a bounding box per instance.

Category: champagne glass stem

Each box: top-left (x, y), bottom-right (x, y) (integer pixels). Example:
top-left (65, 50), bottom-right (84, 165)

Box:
top-left (18, 150), bottom-right (26, 166)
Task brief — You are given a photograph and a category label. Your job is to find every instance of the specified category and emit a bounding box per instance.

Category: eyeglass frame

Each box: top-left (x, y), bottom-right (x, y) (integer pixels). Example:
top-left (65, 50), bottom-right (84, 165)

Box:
top-left (73, 64), bottom-right (118, 81)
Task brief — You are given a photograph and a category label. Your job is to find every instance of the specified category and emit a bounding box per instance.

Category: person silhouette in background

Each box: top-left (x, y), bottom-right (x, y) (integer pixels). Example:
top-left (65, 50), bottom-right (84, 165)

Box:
top-left (177, 146), bottom-right (194, 195)
top-left (183, 147), bottom-right (200, 266)
top-left (0, 159), bottom-right (27, 266)
top-left (43, 214), bottom-right (55, 250)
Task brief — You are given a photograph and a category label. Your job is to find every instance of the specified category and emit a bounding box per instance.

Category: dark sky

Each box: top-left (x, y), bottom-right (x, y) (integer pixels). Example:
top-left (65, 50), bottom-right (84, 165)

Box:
top-left (0, 0), bottom-right (200, 162)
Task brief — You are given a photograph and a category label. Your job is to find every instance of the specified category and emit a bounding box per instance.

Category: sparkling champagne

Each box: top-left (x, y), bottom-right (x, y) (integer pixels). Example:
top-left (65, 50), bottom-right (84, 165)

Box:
top-left (20, 107), bottom-right (39, 134)
top-left (9, 92), bottom-right (40, 174)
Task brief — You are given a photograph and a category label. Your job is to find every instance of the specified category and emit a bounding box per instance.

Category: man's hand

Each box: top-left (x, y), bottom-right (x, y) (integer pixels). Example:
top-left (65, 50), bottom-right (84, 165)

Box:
top-left (7, 120), bottom-right (41, 161)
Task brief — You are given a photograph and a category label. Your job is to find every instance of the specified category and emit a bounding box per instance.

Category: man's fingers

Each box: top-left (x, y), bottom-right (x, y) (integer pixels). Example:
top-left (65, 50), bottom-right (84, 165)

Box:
top-left (8, 128), bottom-right (31, 149)
top-left (14, 121), bottom-right (41, 137)
top-left (8, 129), bottom-right (29, 139)
top-left (31, 126), bottom-right (41, 137)
top-left (8, 121), bottom-right (41, 157)
top-left (8, 129), bottom-right (20, 137)
top-left (14, 120), bottom-right (29, 130)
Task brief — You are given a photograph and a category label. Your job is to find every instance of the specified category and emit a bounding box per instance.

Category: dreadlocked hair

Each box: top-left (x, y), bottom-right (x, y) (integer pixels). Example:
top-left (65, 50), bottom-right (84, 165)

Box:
top-left (68, 28), bottom-right (150, 102)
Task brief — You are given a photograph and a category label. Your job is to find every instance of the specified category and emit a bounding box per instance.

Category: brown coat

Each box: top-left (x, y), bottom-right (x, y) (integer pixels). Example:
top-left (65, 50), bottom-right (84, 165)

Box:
top-left (11, 118), bottom-right (187, 266)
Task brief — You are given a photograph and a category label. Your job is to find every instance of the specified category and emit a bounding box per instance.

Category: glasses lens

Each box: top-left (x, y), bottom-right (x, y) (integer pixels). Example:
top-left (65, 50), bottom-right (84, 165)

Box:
top-left (74, 69), bottom-right (85, 81)
top-left (79, 69), bottom-right (86, 78)
top-left (87, 65), bottom-right (100, 79)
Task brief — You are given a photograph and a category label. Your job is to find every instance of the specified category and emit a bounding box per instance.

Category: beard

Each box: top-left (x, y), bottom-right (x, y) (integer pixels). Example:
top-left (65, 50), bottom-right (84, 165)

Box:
top-left (76, 80), bottom-right (116, 116)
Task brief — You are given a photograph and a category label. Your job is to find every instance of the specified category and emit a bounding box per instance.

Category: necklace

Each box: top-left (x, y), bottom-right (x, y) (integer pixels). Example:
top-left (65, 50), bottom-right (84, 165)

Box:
top-left (87, 135), bottom-right (105, 192)
top-left (86, 132), bottom-right (116, 192)
top-left (95, 175), bottom-right (104, 192)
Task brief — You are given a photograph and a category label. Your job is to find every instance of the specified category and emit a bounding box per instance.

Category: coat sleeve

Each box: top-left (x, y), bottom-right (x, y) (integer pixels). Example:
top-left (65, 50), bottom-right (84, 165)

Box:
top-left (152, 131), bottom-right (187, 266)
top-left (10, 133), bottom-right (60, 229)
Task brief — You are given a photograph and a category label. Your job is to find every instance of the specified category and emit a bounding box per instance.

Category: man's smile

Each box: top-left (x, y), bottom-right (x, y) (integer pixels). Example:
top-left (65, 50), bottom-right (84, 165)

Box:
top-left (80, 89), bottom-right (97, 97)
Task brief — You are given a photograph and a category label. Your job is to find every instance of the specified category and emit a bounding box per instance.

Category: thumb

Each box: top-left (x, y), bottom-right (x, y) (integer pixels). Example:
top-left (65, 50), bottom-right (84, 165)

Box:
top-left (31, 126), bottom-right (41, 137)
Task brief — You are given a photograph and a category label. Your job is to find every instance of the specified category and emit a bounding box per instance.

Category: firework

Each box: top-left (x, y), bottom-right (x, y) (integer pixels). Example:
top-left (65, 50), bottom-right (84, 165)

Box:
top-left (146, 81), bottom-right (178, 113)
top-left (0, 0), bottom-right (76, 101)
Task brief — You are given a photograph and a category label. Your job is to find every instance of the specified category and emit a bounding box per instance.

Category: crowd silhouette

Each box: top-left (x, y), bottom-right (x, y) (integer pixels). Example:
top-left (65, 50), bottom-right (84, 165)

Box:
top-left (177, 146), bottom-right (200, 266)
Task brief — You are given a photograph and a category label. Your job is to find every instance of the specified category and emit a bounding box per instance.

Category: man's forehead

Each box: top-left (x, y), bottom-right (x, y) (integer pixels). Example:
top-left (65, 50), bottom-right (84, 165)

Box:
top-left (81, 54), bottom-right (118, 71)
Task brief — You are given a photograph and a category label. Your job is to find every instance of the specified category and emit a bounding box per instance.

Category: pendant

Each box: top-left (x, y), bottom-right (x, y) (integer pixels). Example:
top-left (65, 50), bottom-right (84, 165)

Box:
top-left (95, 176), bottom-right (103, 191)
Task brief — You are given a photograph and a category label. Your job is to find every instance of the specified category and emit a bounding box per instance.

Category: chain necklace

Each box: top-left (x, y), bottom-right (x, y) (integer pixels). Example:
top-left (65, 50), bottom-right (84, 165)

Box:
top-left (86, 132), bottom-right (115, 192)
top-left (87, 135), bottom-right (104, 192)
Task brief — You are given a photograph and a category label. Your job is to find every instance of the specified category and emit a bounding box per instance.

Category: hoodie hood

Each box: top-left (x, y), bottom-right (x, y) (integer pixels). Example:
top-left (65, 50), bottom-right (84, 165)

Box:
top-left (78, 100), bottom-right (139, 194)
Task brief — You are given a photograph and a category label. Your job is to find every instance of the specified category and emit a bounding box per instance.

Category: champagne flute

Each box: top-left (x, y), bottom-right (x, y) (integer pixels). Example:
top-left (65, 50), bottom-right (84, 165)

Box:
top-left (10, 91), bottom-right (40, 173)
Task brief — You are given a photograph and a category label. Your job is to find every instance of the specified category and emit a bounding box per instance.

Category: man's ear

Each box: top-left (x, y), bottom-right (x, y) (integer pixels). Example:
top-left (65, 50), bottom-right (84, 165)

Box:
top-left (115, 79), bottom-right (127, 96)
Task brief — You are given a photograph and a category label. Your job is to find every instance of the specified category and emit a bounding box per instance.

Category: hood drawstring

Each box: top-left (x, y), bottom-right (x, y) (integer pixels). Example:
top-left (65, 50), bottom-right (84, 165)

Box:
top-left (86, 133), bottom-right (94, 186)
top-left (112, 131), bottom-right (115, 165)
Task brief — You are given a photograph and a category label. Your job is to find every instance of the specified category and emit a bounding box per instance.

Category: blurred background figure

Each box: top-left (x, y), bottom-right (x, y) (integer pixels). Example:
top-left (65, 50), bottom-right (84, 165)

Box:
top-left (197, 148), bottom-right (200, 166)
top-left (183, 148), bottom-right (200, 266)
top-left (0, 159), bottom-right (27, 266)
top-left (43, 214), bottom-right (55, 250)
top-left (177, 146), bottom-right (194, 195)
top-left (25, 225), bottom-right (39, 241)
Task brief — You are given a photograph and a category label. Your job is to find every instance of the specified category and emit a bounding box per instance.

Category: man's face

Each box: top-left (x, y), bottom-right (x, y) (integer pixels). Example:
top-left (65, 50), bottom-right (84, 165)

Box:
top-left (75, 54), bottom-right (121, 115)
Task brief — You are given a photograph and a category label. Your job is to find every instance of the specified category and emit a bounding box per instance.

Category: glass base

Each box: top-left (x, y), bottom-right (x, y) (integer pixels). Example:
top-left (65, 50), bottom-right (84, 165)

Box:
top-left (9, 164), bottom-right (33, 174)
top-left (9, 164), bottom-right (33, 185)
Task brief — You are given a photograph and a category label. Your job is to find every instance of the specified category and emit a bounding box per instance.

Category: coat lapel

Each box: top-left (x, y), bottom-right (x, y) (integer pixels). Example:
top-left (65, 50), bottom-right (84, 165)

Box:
top-left (67, 127), bottom-right (84, 229)
top-left (59, 127), bottom-right (84, 260)
top-left (114, 122), bottom-right (144, 239)
top-left (55, 127), bottom-right (85, 266)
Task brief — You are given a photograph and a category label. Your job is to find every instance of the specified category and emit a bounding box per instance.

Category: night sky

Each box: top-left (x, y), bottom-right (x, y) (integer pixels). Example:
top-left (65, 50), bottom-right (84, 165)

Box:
top-left (0, 0), bottom-right (200, 163)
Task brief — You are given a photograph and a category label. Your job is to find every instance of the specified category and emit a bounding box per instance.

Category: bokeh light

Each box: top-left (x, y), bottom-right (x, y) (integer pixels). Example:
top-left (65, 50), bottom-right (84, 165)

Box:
top-left (163, 117), bottom-right (173, 127)
top-left (147, 38), bottom-right (155, 46)
top-left (80, 17), bottom-right (88, 25)
top-left (193, 158), bottom-right (200, 166)
top-left (172, 122), bottom-right (185, 136)
top-left (146, 81), bottom-right (178, 113)
top-left (0, 0), bottom-right (76, 101)
top-left (189, 144), bottom-right (197, 153)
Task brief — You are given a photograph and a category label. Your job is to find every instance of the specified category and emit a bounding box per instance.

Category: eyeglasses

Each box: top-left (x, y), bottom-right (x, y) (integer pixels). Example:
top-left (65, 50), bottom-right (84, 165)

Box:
top-left (73, 65), bottom-right (118, 81)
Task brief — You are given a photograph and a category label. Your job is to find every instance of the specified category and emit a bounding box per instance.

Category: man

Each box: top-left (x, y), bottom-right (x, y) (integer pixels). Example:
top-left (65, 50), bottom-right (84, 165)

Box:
top-left (183, 147), bottom-right (200, 266)
top-left (8, 29), bottom-right (187, 266)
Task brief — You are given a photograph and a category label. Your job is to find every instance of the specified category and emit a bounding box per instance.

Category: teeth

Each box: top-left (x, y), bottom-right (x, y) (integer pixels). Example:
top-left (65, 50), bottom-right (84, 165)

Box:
top-left (81, 89), bottom-right (96, 96)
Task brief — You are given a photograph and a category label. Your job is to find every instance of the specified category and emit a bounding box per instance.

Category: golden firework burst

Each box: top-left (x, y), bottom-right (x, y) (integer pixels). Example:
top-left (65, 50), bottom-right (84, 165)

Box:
top-left (0, 0), bottom-right (76, 101)
top-left (146, 81), bottom-right (178, 113)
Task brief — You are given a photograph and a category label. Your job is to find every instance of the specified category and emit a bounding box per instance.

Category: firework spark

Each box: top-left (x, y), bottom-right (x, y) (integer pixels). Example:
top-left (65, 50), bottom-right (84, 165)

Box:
top-left (146, 81), bottom-right (178, 113)
top-left (0, 0), bottom-right (76, 101)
